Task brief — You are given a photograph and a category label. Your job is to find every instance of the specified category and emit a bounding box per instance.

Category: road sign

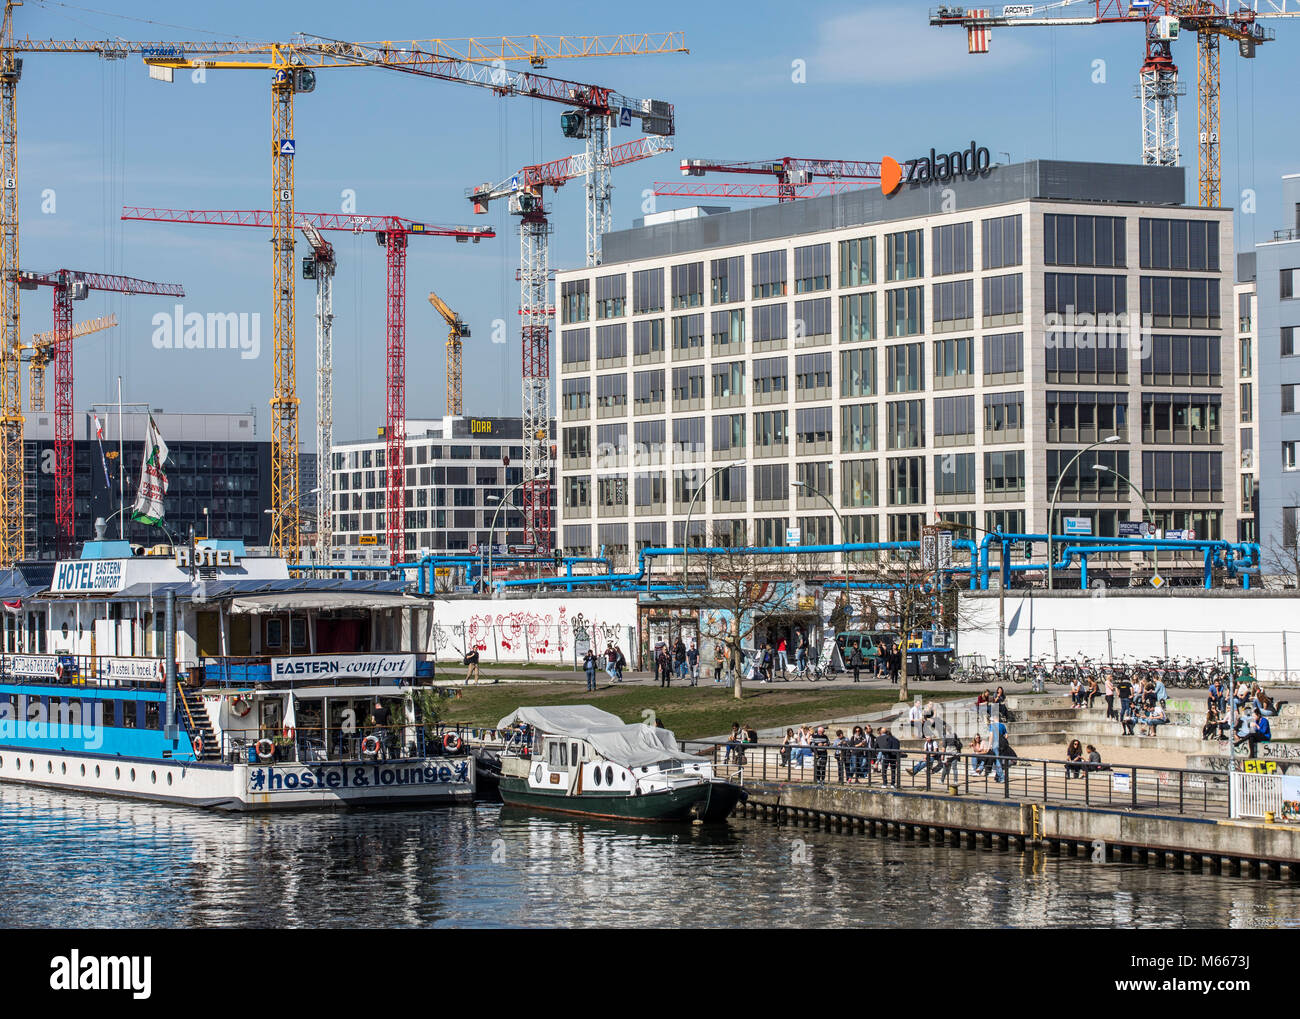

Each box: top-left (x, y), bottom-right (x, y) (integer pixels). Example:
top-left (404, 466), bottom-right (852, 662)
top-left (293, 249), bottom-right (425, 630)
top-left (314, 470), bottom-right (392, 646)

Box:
top-left (434, 568), bottom-right (451, 578)
top-left (1150, 573), bottom-right (1164, 589)
top-left (1063, 516), bottom-right (1092, 536)
top-left (785, 527), bottom-right (801, 547)
top-left (619, 107), bottom-right (633, 127)
top-left (278, 138), bottom-right (296, 156)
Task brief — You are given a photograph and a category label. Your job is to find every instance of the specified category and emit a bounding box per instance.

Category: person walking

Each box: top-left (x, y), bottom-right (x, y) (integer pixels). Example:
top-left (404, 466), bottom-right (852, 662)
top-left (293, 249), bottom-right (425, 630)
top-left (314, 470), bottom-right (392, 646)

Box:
top-left (657, 644), bottom-right (673, 688)
top-left (686, 641), bottom-right (700, 686)
top-left (777, 638), bottom-right (789, 680)
top-left (988, 714), bottom-right (1010, 783)
top-left (1116, 674), bottom-right (1133, 728)
top-left (604, 643), bottom-right (618, 682)
top-left (614, 643), bottom-right (626, 681)
top-left (796, 631), bottom-right (809, 676)
top-left (583, 649), bottom-right (598, 692)
top-left (884, 645), bottom-right (897, 685)
top-left (848, 725), bottom-right (867, 783)
top-left (850, 642), bottom-right (864, 684)
top-left (464, 646), bottom-right (480, 686)
top-left (673, 636), bottom-right (687, 681)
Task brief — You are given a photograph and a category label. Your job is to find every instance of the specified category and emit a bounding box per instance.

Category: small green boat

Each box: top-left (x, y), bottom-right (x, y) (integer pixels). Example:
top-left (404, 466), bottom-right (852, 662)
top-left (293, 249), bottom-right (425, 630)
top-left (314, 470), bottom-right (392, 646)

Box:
top-left (496, 706), bottom-right (745, 823)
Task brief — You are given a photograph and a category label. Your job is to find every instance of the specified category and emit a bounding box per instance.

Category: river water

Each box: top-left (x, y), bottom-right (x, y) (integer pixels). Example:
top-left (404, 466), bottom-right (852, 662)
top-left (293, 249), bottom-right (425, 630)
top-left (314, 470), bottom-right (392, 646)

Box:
top-left (0, 785), bottom-right (1296, 928)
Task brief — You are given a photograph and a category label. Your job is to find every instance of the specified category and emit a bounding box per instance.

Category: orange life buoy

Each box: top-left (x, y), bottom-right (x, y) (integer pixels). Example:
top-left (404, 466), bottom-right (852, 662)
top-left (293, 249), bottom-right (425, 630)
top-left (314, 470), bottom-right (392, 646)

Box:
top-left (255, 738), bottom-right (275, 761)
top-left (443, 732), bottom-right (463, 754)
top-left (192, 734), bottom-right (204, 757)
top-left (282, 727), bottom-right (296, 741)
top-left (55, 663), bottom-right (65, 681)
top-left (361, 735), bottom-right (380, 756)
top-left (230, 696), bottom-right (252, 718)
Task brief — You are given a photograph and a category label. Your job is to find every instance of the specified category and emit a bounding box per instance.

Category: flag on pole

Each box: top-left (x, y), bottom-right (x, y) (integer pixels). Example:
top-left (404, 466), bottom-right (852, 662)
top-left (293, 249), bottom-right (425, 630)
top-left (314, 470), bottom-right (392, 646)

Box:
top-left (131, 415), bottom-right (169, 525)
top-left (90, 413), bottom-right (113, 489)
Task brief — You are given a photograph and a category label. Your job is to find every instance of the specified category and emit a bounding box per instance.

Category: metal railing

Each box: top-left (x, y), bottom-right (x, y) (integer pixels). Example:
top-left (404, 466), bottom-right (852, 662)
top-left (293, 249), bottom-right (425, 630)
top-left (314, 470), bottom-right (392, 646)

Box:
top-left (690, 742), bottom-right (1230, 818)
top-left (217, 724), bottom-right (455, 766)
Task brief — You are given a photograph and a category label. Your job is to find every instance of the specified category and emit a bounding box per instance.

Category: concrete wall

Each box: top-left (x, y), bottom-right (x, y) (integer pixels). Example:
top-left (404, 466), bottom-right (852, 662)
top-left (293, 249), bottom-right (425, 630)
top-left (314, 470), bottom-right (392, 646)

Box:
top-left (959, 590), bottom-right (1300, 681)
top-left (427, 596), bottom-right (639, 666)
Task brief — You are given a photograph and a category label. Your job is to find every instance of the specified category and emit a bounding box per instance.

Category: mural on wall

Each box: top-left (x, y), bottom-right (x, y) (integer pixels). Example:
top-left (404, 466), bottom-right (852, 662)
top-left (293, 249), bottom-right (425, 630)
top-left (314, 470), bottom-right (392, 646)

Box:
top-left (429, 599), bottom-right (637, 663)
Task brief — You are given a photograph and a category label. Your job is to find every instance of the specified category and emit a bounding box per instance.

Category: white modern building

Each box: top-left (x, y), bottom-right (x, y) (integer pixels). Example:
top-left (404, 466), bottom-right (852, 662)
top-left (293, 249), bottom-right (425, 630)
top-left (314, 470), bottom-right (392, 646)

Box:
top-left (1252, 172), bottom-right (1300, 576)
top-left (330, 415), bottom-right (554, 554)
top-left (554, 158), bottom-right (1236, 568)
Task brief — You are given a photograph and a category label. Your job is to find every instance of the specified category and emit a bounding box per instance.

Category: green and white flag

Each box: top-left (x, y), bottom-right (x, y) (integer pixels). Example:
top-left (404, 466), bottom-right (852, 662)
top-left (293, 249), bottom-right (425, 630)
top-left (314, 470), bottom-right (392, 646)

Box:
top-left (131, 415), bottom-right (169, 525)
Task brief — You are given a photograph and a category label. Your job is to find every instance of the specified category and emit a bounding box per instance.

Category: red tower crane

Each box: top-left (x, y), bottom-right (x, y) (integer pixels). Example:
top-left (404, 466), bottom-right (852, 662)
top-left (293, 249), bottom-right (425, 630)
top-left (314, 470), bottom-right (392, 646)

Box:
top-left (467, 135), bottom-right (674, 554)
top-left (121, 208), bottom-right (495, 563)
top-left (15, 268), bottom-right (185, 558)
top-left (658, 157), bottom-right (882, 202)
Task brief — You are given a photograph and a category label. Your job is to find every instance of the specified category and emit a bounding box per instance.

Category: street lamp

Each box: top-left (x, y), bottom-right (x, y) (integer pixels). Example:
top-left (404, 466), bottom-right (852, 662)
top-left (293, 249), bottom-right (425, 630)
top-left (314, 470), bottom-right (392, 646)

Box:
top-left (681, 460), bottom-right (744, 590)
top-left (1091, 463), bottom-right (1160, 586)
top-left (791, 479), bottom-right (850, 616)
top-left (485, 474), bottom-right (545, 596)
top-left (1047, 434), bottom-right (1121, 590)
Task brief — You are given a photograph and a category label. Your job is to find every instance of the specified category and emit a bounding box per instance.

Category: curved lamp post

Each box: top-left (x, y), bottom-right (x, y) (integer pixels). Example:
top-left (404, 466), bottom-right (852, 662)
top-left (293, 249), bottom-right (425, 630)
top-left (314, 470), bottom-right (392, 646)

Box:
top-left (1047, 434), bottom-right (1121, 590)
top-left (792, 479), bottom-right (850, 616)
top-left (1091, 462), bottom-right (1160, 587)
top-left (485, 474), bottom-right (545, 596)
top-left (681, 460), bottom-right (744, 589)
top-left (264, 487), bottom-right (321, 561)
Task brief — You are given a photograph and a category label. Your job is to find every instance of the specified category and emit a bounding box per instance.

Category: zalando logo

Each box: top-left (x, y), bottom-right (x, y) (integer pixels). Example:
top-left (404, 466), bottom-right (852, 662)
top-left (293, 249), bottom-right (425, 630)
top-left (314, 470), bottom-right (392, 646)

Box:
top-left (881, 140), bottom-right (992, 196)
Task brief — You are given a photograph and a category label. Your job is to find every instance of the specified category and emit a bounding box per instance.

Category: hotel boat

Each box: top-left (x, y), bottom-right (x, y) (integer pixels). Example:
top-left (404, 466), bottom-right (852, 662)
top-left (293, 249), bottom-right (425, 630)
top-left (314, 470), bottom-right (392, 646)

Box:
top-left (0, 539), bottom-right (472, 810)
top-left (496, 705), bottom-right (745, 822)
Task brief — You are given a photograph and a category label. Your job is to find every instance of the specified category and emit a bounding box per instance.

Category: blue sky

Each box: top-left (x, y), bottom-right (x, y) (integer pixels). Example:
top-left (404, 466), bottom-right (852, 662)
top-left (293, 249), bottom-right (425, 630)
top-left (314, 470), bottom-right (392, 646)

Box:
top-left (13, 0), bottom-right (1297, 444)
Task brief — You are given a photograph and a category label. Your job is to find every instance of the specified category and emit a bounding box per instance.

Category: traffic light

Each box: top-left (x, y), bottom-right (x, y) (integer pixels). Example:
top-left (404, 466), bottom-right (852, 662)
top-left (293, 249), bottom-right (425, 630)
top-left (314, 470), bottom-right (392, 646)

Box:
top-left (1023, 540), bottom-right (1033, 560)
top-left (554, 547), bottom-right (564, 570)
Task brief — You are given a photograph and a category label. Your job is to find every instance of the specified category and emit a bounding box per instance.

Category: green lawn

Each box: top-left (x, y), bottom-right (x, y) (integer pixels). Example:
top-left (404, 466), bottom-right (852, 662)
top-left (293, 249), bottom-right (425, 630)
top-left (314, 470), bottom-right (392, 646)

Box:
top-left (435, 682), bottom-right (922, 741)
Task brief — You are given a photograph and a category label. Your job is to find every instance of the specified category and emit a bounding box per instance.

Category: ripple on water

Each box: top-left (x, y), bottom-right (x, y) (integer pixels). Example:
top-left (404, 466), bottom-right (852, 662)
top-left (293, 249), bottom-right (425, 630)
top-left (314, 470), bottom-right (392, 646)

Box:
top-left (0, 786), bottom-right (1296, 928)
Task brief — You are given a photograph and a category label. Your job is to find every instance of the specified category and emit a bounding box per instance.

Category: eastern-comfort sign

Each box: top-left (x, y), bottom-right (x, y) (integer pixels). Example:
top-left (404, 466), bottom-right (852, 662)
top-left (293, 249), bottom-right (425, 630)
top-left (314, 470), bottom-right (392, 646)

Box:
top-left (269, 653), bottom-right (416, 681)
top-left (881, 140), bottom-right (992, 196)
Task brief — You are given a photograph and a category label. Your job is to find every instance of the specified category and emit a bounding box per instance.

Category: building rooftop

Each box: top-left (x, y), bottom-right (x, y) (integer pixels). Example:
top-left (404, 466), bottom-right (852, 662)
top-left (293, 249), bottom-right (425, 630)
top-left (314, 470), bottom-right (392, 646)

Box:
top-left (597, 159), bottom-right (1189, 265)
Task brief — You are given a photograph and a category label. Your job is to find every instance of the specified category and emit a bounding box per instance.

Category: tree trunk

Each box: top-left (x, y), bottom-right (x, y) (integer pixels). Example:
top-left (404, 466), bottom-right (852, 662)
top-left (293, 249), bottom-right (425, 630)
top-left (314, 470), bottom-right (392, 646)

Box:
top-left (731, 617), bottom-right (743, 700)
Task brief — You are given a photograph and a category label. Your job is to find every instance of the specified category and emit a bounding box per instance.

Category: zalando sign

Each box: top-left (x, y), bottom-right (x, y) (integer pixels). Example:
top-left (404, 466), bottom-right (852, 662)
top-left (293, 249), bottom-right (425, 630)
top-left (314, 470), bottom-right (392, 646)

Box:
top-left (881, 141), bottom-right (992, 196)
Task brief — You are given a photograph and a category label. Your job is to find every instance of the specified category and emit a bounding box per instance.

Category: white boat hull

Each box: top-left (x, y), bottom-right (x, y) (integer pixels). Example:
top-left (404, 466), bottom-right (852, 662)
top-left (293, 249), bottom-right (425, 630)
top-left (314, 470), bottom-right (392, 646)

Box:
top-left (0, 747), bottom-right (474, 811)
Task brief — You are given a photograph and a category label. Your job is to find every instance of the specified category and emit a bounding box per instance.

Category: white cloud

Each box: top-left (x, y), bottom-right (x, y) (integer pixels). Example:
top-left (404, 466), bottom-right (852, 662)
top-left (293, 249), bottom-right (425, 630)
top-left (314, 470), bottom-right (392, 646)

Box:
top-left (808, 8), bottom-right (1033, 85)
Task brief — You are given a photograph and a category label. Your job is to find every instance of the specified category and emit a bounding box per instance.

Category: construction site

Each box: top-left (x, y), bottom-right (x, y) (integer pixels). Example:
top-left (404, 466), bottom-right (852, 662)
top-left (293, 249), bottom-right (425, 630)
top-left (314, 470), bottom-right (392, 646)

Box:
top-left (0, 1), bottom-right (1296, 602)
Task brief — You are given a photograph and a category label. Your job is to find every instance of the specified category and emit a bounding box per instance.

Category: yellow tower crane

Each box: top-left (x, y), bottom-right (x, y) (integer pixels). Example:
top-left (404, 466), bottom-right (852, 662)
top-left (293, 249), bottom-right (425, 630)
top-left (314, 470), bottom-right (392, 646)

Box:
top-left (138, 32), bottom-right (688, 563)
top-left (27, 314), bottom-right (117, 411)
top-left (428, 292), bottom-right (468, 417)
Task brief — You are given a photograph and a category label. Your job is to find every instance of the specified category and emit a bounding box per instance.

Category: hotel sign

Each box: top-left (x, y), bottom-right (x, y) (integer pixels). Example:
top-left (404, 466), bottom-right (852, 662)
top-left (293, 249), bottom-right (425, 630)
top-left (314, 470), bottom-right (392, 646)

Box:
top-left (51, 559), bottom-right (125, 594)
top-left (248, 759), bottom-right (471, 794)
top-left (270, 652), bottom-right (416, 681)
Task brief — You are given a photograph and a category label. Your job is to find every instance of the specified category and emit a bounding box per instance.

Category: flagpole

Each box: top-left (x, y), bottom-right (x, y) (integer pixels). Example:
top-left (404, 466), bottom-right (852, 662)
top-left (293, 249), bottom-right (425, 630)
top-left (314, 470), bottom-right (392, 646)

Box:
top-left (117, 376), bottom-right (124, 540)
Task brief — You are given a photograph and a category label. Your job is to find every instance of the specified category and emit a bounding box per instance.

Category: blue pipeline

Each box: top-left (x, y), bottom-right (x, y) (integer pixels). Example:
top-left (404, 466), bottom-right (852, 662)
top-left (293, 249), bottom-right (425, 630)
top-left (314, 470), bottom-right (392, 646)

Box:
top-left (495, 540), bottom-right (980, 593)
top-left (974, 532), bottom-right (1260, 591)
top-left (410, 555), bottom-right (613, 594)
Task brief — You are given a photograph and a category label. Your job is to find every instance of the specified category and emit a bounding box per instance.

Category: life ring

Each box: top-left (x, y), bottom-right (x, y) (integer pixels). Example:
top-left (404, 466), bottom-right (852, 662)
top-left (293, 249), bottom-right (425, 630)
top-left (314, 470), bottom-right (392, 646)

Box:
top-left (361, 735), bottom-right (380, 756)
top-left (442, 732), bottom-right (463, 754)
top-left (55, 663), bottom-right (65, 682)
top-left (192, 734), bottom-right (205, 757)
top-left (282, 727), bottom-right (296, 741)
top-left (255, 738), bottom-right (275, 761)
top-left (230, 696), bottom-right (252, 718)
top-left (156, 659), bottom-right (167, 683)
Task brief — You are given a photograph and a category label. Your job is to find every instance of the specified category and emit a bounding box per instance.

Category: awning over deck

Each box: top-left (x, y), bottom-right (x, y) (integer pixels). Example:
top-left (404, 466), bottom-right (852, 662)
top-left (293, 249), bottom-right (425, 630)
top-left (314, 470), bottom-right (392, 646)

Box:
top-left (227, 592), bottom-right (420, 613)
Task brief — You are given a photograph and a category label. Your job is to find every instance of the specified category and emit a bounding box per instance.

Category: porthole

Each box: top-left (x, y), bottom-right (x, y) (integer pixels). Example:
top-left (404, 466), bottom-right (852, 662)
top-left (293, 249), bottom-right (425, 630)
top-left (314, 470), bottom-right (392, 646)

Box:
top-left (80, 764), bottom-right (86, 776)
top-left (0, 756), bottom-right (4, 768)
top-left (593, 766), bottom-right (602, 786)
top-left (28, 758), bottom-right (34, 770)
top-left (151, 771), bottom-right (157, 784)
top-left (166, 773), bottom-right (173, 786)
top-left (114, 767), bottom-right (120, 780)
top-left (61, 763), bottom-right (67, 775)
top-left (606, 766), bottom-right (614, 785)
top-left (95, 765), bottom-right (101, 778)
top-left (47, 761), bottom-right (52, 773)
top-left (130, 769), bottom-right (136, 782)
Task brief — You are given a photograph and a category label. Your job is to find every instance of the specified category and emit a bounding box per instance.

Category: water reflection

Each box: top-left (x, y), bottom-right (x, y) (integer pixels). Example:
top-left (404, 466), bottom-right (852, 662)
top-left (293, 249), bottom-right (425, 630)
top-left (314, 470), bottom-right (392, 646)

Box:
top-left (0, 786), bottom-right (1295, 928)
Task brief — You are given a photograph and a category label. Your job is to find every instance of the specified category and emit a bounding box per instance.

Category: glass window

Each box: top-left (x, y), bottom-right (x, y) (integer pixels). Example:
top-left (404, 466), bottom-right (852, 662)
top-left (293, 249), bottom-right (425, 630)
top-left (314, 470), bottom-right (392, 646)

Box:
top-left (982, 214), bottom-right (1022, 270)
top-left (670, 262), bottom-right (704, 309)
top-left (839, 237), bottom-right (875, 288)
top-left (632, 268), bottom-right (664, 314)
top-left (931, 222), bottom-right (973, 276)
top-left (885, 229), bottom-right (923, 281)
top-left (752, 250), bottom-right (788, 299)
top-left (794, 242), bottom-right (831, 293)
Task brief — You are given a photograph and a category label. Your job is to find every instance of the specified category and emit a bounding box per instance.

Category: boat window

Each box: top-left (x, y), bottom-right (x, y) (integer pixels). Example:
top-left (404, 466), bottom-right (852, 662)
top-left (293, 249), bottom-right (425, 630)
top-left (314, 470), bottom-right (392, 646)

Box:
top-left (571, 742), bottom-right (579, 763)
top-left (606, 766), bottom-right (613, 785)
top-left (559, 743), bottom-right (568, 767)
top-left (145, 702), bottom-right (160, 729)
top-left (121, 701), bottom-right (138, 729)
top-left (593, 765), bottom-right (602, 786)
top-left (548, 741), bottom-right (560, 768)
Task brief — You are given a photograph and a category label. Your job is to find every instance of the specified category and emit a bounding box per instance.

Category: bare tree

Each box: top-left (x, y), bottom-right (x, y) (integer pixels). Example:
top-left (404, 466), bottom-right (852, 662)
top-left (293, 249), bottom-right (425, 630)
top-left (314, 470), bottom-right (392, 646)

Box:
top-left (1261, 493), bottom-right (1300, 588)
top-left (695, 531), bottom-right (799, 700)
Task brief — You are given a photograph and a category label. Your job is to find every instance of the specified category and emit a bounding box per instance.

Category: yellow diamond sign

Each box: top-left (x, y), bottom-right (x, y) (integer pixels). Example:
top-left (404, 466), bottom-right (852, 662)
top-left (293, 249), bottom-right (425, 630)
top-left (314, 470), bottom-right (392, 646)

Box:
top-left (1150, 574), bottom-right (1165, 589)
